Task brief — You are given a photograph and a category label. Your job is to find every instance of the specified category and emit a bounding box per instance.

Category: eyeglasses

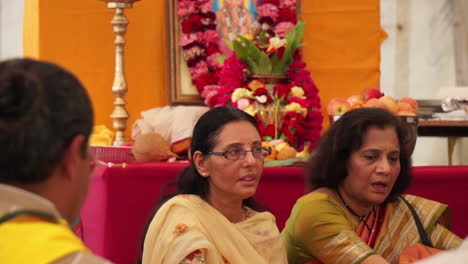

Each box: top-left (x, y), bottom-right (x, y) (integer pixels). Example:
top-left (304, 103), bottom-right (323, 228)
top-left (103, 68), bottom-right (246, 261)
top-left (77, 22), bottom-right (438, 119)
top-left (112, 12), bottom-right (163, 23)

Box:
top-left (208, 146), bottom-right (272, 160)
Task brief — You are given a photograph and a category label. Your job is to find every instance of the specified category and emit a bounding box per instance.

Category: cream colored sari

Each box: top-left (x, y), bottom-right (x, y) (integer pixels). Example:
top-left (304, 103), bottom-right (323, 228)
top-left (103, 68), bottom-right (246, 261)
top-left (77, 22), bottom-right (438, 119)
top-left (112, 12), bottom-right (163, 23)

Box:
top-left (142, 194), bottom-right (287, 264)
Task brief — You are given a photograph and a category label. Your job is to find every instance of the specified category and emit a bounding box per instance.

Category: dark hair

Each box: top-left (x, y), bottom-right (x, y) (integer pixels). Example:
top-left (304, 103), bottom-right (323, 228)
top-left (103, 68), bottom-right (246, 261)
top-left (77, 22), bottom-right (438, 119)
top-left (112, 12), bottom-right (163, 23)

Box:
top-left (166, 106), bottom-right (259, 206)
top-left (307, 108), bottom-right (412, 201)
top-left (0, 58), bottom-right (94, 184)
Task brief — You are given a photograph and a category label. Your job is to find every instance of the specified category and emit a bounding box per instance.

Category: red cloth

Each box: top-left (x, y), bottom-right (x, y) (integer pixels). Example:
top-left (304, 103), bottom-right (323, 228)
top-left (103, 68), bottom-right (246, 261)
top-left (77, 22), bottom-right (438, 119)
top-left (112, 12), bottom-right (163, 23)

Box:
top-left (80, 164), bottom-right (468, 264)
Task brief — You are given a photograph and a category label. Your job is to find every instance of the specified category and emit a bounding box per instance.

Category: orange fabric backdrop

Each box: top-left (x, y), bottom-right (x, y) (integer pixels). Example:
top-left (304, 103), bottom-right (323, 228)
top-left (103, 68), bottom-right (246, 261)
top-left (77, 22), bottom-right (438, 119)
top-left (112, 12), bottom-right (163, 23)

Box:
top-left (23, 0), bottom-right (168, 140)
top-left (302, 0), bottom-right (386, 129)
top-left (23, 0), bottom-right (382, 137)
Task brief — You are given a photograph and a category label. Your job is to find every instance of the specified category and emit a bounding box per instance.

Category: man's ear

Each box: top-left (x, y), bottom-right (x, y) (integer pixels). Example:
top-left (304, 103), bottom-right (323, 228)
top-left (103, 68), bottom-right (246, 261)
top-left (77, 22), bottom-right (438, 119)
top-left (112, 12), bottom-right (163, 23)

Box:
top-left (61, 135), bottom-right (86, 181)
top-left (193, 151), bottom-right (209, 177)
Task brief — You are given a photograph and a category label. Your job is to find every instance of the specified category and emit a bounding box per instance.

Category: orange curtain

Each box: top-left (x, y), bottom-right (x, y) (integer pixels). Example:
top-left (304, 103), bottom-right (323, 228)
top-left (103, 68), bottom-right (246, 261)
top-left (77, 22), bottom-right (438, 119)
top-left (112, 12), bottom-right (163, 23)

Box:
top-left (23, 0), bottom-right (168, 139)
top-left (301, 0), bottom-right (385, 129)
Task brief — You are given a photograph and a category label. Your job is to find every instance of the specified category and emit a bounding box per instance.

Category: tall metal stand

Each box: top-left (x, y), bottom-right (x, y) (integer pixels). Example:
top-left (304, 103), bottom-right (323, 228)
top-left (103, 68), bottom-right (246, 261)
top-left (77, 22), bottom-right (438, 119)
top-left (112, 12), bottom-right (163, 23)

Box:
top-left (101, 0), bottom-right (140, 145)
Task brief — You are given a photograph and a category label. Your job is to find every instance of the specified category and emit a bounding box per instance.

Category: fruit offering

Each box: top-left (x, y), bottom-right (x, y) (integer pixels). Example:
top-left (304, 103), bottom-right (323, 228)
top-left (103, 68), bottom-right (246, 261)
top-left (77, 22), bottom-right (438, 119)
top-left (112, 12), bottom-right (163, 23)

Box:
top-left (327, 87), bottom-right (418, 116)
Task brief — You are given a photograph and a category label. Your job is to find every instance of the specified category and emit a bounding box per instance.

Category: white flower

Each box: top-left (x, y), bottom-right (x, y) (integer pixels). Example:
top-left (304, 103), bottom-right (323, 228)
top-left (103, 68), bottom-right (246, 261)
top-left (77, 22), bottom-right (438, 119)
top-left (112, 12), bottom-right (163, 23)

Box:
top-left (255, 95), bottom-right (268, 104)
top-left (231, 88), bottom-right (253, 102)
top-left (237, 98), bottom-right (251, 110)
top-left (290, 86), bottom-right (305, 98)
top-left (285, 102), bottom-right (307, 117)
top-left (266, 37), bottom-right (288, 54)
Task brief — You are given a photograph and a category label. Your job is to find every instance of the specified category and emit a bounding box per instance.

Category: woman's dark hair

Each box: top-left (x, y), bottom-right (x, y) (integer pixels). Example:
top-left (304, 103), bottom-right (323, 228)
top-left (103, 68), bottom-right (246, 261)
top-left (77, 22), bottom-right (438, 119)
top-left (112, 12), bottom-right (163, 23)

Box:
top-left (0, 58), bottom-right (94, 184)
top-left (307, 107), bottom-right (412, 201)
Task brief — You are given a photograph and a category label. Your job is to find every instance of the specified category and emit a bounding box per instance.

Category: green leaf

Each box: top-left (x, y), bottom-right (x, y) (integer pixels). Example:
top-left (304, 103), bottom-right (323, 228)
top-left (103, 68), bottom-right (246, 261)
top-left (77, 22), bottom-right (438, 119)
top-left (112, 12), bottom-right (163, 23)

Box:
top-left (232, 40), bottom-right (249, 62)
top-left (216, 56), bottom-right (228, 65)
top-left (275, 22), bottom-right (305, 72)
top-left (257, 52), bottom-right (272, 73)
top-left (224, 40), bottom-right (234, 51)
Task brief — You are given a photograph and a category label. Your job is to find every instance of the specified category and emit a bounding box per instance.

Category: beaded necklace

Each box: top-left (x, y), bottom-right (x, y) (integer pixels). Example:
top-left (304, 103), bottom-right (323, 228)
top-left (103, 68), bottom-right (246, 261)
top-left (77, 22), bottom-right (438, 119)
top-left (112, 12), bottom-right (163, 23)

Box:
top-left (336, 190), bottom-right (374, 231)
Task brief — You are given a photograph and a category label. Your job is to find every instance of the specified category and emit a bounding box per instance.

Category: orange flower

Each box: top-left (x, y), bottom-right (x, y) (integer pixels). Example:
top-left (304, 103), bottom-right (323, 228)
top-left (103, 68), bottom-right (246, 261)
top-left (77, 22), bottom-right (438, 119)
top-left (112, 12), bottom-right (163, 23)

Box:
top-left (247, 80), bottom-right (265, 91)
top-left (173, 224), bottom-right (188, 234)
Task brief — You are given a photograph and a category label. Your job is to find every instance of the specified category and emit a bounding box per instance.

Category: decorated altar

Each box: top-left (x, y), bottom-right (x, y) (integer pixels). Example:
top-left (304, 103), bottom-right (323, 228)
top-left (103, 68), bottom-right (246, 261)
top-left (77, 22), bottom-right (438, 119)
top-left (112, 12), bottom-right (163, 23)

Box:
top-left (175, 0), bottom-right (323, 155)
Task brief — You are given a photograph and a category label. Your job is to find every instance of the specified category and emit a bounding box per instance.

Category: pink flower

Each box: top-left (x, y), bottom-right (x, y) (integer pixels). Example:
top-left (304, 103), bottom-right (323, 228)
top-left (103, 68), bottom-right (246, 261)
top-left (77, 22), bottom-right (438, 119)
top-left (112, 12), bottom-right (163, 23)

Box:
top-left (194, 72), bottom-right (219, 93)
top-left (261, 0), bottom-right (280, 5)
top-left (279, 0), bottom-right (297, 10)
top-left (177, 1), bottom-right (196, 17)
top-left (189, 61), bottom-right (209, 79)
top-left (201, 85), bottom-right (221, 108)
top-left (219, 55), bottom-right (248, 90)
top-left (207, 53), bottom-right (222, 68)
top-left (203, 30), bottom-right (220, 44)
top-left (257, 4), bottom-right (279, 21)
top-left (180, 32), bottom-right (203, 47)
top-left (275, 22), bottom-right (295, 38)
top-left (199, 1), bottom-right (212, 13)
top-left (215, 94), bottom-right (232, 107)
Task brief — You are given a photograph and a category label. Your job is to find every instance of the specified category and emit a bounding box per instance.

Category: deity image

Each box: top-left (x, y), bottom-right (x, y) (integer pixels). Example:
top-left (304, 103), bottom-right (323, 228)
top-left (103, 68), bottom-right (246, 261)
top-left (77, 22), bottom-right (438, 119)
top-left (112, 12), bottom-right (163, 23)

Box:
top-left (212, 0), bottom-right (259, 52)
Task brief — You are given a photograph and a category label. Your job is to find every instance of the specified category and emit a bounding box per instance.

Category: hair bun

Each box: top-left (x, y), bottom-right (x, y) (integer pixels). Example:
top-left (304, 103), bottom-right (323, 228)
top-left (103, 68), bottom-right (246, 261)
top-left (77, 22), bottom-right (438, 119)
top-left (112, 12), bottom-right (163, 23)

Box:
top-left (0, 70), bottom-right (40, 128)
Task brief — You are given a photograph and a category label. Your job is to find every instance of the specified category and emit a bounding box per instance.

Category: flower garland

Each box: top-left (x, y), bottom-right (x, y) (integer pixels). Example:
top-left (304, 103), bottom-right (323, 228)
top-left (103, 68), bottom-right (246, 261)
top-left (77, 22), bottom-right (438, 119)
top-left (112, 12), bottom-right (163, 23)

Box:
top-left (178, 0), bottom-right (222, 94)
top-left (178, 0), bottom-right (322, 151)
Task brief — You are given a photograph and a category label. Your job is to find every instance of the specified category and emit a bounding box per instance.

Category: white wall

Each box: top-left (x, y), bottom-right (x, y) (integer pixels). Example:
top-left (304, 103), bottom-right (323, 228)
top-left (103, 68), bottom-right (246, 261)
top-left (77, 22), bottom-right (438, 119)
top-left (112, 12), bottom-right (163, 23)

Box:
top-left (380, 0), bottom-right (467, 165)
top-left (0, 0), bottom-right (24, 60)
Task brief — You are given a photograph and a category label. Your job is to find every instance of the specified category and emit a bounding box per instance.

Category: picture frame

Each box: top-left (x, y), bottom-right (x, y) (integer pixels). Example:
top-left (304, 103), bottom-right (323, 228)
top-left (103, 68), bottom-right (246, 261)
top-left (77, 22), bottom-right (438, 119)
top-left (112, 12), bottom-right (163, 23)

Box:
top-left (167, 0), bottom-right (301, 105)
top-left (168, 0), bottom-right (203, 105)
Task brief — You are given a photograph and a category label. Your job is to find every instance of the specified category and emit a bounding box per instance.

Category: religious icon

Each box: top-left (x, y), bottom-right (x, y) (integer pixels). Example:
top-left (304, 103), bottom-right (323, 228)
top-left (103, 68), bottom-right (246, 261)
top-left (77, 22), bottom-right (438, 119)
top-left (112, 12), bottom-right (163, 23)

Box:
top-left (212, 0), bottom-right (260, 54)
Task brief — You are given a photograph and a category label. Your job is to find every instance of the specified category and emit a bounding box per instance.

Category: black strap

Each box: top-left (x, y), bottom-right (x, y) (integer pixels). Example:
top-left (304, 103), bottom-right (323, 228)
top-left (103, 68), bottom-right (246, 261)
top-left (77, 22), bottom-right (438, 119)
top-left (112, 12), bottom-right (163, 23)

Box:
top-left (399, 196), bottom-right (433, 247)
top-left (0, 210), bottom-right (59, 224)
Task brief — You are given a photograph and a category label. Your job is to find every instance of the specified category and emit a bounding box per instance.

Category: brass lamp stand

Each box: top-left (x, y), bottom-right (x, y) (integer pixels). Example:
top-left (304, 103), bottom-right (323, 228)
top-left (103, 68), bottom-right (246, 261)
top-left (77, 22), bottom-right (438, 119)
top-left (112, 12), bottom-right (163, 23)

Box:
top-left (100, 0), bottom-right (140, 145)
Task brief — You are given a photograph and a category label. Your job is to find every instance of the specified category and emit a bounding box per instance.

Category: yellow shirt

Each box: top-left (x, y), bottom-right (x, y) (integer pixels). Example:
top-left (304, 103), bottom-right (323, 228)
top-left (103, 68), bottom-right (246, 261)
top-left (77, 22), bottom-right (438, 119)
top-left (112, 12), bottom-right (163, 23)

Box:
top-left (0, 184), bottom-right (111, 264)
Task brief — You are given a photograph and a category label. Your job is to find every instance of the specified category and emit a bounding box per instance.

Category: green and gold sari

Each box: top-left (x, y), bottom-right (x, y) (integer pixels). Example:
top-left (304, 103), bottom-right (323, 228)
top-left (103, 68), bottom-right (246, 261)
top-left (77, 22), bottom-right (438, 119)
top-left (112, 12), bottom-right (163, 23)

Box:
top-left (282, 192), bottom-right (462, 264)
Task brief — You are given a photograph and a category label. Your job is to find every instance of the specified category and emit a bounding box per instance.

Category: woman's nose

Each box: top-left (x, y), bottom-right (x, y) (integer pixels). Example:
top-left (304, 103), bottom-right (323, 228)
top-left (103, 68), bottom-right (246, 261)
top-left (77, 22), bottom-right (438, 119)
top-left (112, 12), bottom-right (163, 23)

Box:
top-left (377, 158), bottom-right (391, 173)
top-left (244, 150), bottom-right (257, 164)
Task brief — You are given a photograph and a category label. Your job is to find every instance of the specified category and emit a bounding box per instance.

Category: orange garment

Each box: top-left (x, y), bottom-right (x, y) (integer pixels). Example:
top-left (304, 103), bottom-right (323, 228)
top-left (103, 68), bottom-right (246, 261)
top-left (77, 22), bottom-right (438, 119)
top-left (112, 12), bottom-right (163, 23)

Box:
top-left (399, 244), bottom-right (443, 264)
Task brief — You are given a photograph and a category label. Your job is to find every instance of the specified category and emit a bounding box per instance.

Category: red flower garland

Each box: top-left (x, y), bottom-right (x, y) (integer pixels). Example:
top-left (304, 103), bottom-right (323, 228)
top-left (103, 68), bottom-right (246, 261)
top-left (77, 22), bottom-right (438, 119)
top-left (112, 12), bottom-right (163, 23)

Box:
top-left (178, 0), bottom-right (322, 151)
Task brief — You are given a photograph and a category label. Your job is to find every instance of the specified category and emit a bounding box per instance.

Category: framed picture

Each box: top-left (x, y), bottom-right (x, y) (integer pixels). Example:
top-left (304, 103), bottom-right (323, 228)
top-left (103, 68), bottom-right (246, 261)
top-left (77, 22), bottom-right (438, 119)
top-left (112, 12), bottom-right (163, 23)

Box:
top-left (167, 0), bottom-right (301, 105)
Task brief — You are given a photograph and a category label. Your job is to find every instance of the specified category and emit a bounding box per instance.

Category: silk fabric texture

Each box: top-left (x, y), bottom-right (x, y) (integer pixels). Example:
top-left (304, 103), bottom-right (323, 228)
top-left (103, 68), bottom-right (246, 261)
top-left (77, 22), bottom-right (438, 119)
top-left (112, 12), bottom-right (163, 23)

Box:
top-left (142, 194), bottom-right (288, 264)
top-left (282, 193), bottom-right (462, 264)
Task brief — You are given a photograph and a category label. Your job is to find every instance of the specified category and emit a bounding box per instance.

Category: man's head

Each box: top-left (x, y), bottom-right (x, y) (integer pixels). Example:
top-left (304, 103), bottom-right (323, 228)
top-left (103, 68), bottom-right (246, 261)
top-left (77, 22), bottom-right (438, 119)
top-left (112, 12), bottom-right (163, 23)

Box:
top-left (0, 58), bottom-right (94, 222)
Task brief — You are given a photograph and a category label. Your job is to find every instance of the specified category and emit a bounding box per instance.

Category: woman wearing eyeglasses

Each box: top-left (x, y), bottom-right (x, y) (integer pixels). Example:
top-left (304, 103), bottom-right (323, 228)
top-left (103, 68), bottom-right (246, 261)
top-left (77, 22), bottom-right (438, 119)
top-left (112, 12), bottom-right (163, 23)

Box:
top-left (141, 106), bottom-right (288, 264)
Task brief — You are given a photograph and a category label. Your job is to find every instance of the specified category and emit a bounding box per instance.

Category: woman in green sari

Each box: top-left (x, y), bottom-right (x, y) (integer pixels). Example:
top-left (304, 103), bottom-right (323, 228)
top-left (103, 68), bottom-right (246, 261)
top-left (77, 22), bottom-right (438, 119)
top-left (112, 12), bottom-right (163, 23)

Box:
top-left (282, 108), bottom-right (462, 264)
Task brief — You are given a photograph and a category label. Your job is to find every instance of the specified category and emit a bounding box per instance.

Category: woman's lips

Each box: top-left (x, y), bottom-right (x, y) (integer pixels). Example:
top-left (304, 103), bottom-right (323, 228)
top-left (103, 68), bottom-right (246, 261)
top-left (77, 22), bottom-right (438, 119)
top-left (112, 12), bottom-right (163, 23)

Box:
top-left (371, 181), bottom-right (388, 193)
